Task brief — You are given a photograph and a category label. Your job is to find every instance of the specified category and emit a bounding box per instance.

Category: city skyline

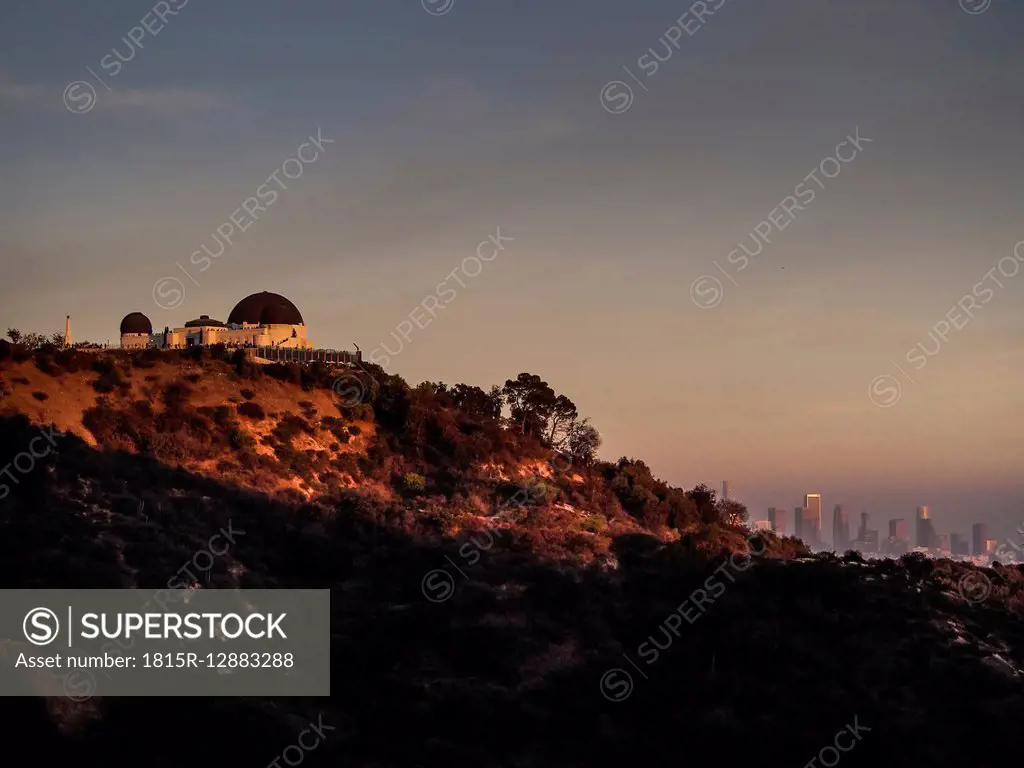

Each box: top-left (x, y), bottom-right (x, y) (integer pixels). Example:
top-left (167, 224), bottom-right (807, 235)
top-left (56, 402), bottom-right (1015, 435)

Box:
top-left (749, 483), bottom-right (1021, 548)
top-left (758, 489), bottom-right (1010, 559)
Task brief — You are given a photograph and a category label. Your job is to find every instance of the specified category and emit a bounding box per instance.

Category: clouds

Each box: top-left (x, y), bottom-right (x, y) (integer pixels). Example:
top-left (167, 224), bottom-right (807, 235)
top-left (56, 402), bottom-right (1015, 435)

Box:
top-left (0, 72), bottom-right (232, 116)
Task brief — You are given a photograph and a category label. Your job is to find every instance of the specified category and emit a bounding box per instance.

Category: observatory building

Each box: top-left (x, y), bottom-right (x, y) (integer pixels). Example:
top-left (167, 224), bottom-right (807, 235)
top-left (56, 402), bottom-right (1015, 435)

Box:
top-left (120, 292), bottom-right (313, 350)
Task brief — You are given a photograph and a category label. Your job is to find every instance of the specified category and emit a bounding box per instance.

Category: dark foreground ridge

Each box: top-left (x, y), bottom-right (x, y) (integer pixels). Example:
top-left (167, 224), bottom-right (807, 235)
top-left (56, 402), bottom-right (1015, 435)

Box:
top-left (2, 414), bottom-right (1024, 767)
top-left (0, 347), bottom-right (1023, 767)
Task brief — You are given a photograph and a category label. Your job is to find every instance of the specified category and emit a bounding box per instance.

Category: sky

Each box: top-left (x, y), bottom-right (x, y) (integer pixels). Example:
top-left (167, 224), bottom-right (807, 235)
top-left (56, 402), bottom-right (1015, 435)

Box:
top-left (1, 0), bottom-right (1022, 542)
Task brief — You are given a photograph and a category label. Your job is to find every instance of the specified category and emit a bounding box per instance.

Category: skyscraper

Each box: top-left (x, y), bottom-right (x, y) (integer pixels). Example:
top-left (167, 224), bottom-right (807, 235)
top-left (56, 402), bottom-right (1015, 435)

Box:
top-left (862, 529), bottom-right (879, 552)
top-left (854, 511), bottom-right (878, 553)
top-left (916, 506), bottom-right (934, 549)
top-left (804, 494), bottom-right (822, 546)
top-left (886, 518), bottom-right (909, 555)
top-left (768, 507), bottom-right (788, 536)
top-left (832, 505), bottom-right (849, 551)
top-left (722, 481), bottom-right (731, 502)
top-left (950, 533), bottom-right (969, 557)
top-left (972, 523), bottom-right (989, 556)
top-left (794, 506), bottom-right (805, 540)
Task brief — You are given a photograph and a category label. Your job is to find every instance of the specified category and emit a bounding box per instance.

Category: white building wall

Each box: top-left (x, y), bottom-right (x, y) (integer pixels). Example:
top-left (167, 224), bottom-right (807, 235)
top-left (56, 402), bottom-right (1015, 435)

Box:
top-left (122, 324), bottom-right (312, 349)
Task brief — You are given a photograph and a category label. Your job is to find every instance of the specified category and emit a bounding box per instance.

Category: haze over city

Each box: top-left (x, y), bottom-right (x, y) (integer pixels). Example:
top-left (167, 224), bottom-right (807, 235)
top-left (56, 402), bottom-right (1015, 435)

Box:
top-left (2, 0), bottom-right (1022, 538)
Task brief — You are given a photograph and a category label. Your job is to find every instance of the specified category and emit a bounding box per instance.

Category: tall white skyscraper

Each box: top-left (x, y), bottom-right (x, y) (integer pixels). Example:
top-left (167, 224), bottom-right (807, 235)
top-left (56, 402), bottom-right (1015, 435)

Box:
top-left (722, 480), bottom-right (731, 502)
top-left (803, 493), bottom-right (822, 545)
top-left (832, 504), bottom-right (849, 550)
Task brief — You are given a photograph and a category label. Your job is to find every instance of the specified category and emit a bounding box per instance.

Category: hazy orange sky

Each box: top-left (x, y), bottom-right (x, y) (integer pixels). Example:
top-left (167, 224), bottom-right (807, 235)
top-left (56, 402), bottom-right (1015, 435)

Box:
top-left (1, 0), bottom-right (1021, 539)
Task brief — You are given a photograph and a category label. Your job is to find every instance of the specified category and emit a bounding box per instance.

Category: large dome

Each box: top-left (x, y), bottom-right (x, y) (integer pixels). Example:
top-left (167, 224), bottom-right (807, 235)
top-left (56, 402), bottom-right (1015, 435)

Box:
top-left (258, 303), bottom-right (301, 325)
top-left (120, 312), bottom-right (153, 335)
top-left (227, 292), bottom-right (304, 326)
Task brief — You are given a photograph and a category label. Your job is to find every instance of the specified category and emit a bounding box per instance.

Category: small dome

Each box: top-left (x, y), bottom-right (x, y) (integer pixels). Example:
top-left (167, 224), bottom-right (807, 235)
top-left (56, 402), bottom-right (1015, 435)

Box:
top-left (184, 315), bottom-right (225, 328)
top-left (228, 292), bottom-right (303, 326)
top-left (120, 312), bottom-right (153, 335)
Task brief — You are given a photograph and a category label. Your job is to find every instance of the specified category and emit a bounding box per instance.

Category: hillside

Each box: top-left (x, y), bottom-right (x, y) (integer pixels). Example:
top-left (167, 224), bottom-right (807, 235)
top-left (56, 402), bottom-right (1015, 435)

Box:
top-left (1, 343), bottom-right (1024, 767)
top-left (1, 344), bottom-right (790, 564)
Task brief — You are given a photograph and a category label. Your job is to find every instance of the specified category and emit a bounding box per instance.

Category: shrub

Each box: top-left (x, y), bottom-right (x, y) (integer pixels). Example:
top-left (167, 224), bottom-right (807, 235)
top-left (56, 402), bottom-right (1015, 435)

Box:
top-left (131, 349), bottom-right (161, 369)
top-left (211, 405), bottom-right (235, 428)
top-left (82, 399), bottom-right (140, 447)
top-left (273, 415), bottom-right (312, 444)
top-left (229, 428), bottom-right (256, 452)
top-left (163, 381), bottom-right (192, 411)
top-left (31, 391), bottom-right (49, 401)
top-left (240, 388), bottom-right (256, 400)
top-left (93, 366), bottom-right (126, 394)
top-left (33, 352), bottom-right (59, 376)
top-left (237, 401), bottom-right (265, 420)
top-left (92, 356), bottom-right (116, 375)
top-left (900, 551), bottom-right (934, 579)
top-left (54, 348), bottom-right (85, 373)
top-left (527, 480), bottom-right (559, 505)
top-left (402, 472), bottom-right (426, 494)
top-left (144, 431), bottom-right (191, 463)
top-left (351, 404), bottom-right (374, 421)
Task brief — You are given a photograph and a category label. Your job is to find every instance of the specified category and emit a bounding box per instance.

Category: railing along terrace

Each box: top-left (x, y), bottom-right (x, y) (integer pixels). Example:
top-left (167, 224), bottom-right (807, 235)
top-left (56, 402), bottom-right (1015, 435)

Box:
top-left (249, 346), bottom-right (362, 365)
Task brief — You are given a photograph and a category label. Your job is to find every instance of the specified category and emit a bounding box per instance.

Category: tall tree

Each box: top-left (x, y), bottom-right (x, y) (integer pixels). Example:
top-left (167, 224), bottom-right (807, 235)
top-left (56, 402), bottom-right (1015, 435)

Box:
top-left (450, 383), bottom-right (502, 422)
top-left (501, 373), bottom-right (558, 438)
top-left (717, 499), bottom-right (749, 526)
top-left (546, 394), bottom-right (579, 446)
top-left (566, 419), bottom-right (601, 464)
top-left (686, 484), bottom-right (719, 524)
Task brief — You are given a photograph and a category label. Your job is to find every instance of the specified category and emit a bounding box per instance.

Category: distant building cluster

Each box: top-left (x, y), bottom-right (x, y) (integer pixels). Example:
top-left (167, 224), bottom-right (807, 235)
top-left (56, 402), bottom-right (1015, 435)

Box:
top-left (121, 292), bottom-right (313, 351)
top-left (754, 492), bottom-right (1004, 564)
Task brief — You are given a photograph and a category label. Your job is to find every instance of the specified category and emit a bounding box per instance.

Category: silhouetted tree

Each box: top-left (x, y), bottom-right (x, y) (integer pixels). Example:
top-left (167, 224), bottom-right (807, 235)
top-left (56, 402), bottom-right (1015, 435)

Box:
top-left (449, 383), bottom-right (502, 423)
top-left (566, 419), bottom-right (601, 464)
top-left (686, 483), bottom-right (718, 524)
top-left (546, 394), bottom-right (578, 446)
top-left (502, 373), bottom-right (558, 438)
top-left (717, 498), bottom-right (749, 526)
